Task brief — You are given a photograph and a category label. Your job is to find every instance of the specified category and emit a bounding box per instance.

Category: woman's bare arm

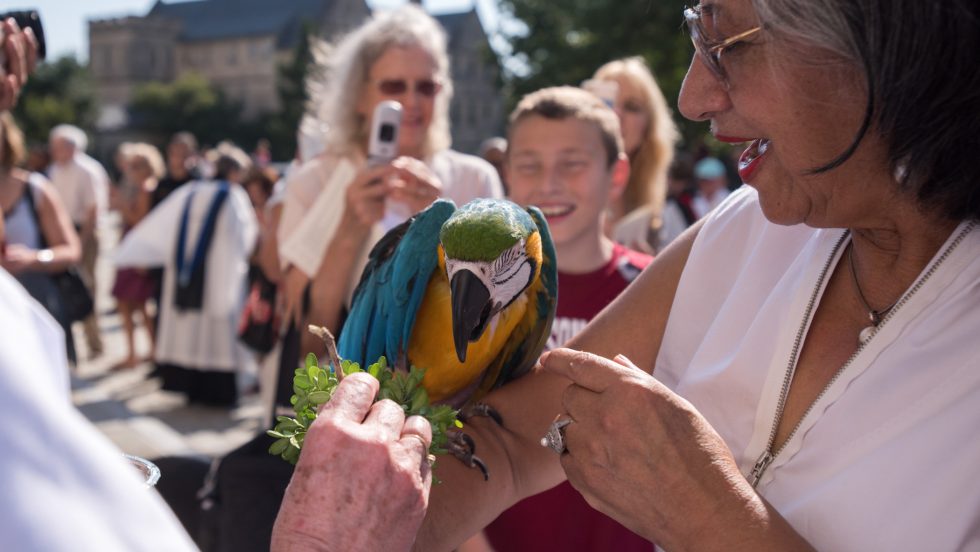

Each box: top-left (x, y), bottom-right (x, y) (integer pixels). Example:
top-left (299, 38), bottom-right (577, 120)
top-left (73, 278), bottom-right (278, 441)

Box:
top-left (34, 176), bottom-right (81, 271)
top-left (413, 221), bottom-right (703, 551)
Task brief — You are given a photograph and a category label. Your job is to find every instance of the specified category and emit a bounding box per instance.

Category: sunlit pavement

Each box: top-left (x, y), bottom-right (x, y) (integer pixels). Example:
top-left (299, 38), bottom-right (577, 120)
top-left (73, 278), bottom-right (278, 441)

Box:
top-left (71, 212), bottom-right (265, 462)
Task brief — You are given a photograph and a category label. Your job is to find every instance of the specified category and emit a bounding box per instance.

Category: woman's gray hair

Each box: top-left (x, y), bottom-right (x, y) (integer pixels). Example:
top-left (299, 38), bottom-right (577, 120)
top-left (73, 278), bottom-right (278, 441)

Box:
top-left (752, 0), bottom-right (980, 220)
top-left (309, 5), bottom-right (453, 158)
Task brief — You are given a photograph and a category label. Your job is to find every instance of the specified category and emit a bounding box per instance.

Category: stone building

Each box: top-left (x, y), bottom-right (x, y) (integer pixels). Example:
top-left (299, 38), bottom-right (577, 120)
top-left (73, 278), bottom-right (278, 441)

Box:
top-left (88, 0), bottom-right (503, 155)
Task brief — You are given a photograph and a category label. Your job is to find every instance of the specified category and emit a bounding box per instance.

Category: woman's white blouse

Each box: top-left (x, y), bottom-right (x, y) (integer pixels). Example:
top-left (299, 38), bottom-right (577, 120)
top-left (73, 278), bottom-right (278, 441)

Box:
top-left (657, 186), bottom-right (980, 551)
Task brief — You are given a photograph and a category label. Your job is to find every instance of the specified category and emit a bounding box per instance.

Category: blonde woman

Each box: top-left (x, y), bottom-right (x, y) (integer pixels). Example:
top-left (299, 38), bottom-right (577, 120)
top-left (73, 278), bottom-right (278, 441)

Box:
top-left (111, 142), bottom-right (164, 369)
top-left (592, 57), bottom-right (679, 253)
top-left (277, 5), bottom-right (503, 356)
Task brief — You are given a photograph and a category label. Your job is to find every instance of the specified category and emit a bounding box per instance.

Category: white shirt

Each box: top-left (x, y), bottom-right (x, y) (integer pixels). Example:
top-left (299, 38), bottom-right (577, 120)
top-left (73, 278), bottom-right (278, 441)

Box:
top-left (48, 153), bottom-right (110, 225)
top-left (657, 186), bottom-right (980, 551)
top-left (279, 149), bottom-right (503, 298)
top-left (0, 269), bottom-right (195, 550)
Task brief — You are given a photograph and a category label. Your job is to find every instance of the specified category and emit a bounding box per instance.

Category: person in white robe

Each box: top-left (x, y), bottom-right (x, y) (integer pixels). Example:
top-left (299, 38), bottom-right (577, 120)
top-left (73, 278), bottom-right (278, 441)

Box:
top-left (115, 179), bottom-right (257, 406)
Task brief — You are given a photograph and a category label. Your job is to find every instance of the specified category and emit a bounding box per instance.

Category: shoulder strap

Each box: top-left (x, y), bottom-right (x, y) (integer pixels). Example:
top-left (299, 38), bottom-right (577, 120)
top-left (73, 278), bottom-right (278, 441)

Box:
top-left (19, 176), bottom-right (49, 250)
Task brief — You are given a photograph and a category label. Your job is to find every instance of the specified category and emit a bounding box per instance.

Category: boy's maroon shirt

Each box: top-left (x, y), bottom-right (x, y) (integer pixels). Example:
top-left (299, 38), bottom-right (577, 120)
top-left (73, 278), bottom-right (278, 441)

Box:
top-left (484, 243), bottom-right (654, 552)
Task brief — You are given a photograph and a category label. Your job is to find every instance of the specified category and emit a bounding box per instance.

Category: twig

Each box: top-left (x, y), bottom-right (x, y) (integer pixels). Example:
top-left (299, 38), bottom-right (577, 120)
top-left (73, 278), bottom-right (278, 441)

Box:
top-left (308, 325), bottom-right (344, 380)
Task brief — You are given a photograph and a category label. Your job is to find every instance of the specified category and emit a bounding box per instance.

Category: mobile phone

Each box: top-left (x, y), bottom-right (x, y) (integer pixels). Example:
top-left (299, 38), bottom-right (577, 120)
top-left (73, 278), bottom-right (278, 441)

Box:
top-left (367, 100), bottom-right (402, 167)
top-left (0, 10), bottom-right (47, 62)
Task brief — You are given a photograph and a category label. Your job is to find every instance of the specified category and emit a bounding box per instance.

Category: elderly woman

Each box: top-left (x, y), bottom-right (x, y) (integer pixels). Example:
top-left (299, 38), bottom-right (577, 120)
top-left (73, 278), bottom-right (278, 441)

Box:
top-left (398, 0), bottom-right (980, 550)
top-left (277, 5), bottom-right (503, 351)
top-left (591, 57), bottom-right (680, 253)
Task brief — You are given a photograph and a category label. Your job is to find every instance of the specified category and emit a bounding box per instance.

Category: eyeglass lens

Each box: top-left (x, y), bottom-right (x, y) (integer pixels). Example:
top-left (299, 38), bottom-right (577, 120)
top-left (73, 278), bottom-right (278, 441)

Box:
top-left (378, 79), bottom-right (439, 97)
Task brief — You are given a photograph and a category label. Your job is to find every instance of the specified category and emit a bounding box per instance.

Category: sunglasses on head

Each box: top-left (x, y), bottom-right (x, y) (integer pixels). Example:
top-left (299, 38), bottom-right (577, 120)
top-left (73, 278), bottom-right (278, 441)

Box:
top-left (376, 78), bottom-right (441, 97)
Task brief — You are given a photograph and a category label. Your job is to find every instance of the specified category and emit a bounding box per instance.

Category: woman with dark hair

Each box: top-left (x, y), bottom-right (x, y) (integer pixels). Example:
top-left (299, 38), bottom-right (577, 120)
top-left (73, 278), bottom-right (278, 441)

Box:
top-left (399, 0), bottom-right (980, 549)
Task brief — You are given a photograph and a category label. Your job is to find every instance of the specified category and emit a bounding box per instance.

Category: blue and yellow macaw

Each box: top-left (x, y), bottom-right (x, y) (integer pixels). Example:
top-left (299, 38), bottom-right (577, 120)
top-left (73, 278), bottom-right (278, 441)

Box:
top-left (338, 198), bottom-right (558, 410)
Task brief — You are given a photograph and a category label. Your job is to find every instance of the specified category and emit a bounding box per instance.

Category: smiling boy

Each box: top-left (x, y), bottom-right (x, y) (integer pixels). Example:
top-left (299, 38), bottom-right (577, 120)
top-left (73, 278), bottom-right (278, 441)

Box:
top-left (477, 86), bottom-right (655, 551)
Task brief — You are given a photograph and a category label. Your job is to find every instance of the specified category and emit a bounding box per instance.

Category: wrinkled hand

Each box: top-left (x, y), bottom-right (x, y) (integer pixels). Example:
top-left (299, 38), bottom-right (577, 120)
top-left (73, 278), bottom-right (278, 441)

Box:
top-left (0, 17), bottom-right (38, 111)
top-left (1, 243), bottom-right (38, 274)
top-left (387, 157), bottom-right (443, 214)
top-left (541, 348), bottom-right (753, 548)
top-left (272, 373), bottom-right (433, 552)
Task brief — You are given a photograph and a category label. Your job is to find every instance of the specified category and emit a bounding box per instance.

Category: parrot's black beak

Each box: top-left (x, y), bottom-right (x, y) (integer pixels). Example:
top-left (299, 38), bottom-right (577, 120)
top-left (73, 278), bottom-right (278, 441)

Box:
top-left (450, 269), bottom-right (492, 363)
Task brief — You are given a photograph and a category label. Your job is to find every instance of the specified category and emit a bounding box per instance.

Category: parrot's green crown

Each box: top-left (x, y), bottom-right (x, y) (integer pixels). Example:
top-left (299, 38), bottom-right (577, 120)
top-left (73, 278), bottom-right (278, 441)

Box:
top-left (440, 199), bottom-right (536, 262)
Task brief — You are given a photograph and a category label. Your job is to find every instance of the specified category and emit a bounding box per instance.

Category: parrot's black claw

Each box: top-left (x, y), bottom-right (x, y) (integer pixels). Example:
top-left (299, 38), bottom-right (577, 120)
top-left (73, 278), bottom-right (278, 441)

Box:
top-left (459, 402), bottom-right (504, 427)
top-left (447, 429), bottom-right (490, 481)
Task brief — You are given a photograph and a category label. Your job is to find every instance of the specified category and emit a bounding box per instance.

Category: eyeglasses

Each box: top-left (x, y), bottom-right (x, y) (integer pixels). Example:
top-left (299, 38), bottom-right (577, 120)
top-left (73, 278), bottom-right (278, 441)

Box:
top-left (684, 5), bottom-right (761, 86)
top-left (374, 78), bottom-right (441, 98)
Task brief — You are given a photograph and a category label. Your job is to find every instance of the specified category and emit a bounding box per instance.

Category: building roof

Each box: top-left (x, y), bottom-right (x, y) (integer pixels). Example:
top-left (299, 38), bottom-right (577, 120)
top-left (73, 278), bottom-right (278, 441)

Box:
top-left (433, 10), bottom-right (477, 48)
top-left (147, 0), bottom-right (330, 47)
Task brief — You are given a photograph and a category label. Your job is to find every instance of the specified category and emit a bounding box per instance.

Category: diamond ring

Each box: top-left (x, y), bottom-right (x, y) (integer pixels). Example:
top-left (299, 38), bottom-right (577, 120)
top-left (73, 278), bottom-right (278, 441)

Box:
top-left (540, 417), bottom-right (573, 455)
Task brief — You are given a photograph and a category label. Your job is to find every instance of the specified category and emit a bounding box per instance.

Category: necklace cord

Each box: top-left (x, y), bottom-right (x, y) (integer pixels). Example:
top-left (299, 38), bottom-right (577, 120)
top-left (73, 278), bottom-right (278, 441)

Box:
top-left (848, 245), bottom-right (898, 326)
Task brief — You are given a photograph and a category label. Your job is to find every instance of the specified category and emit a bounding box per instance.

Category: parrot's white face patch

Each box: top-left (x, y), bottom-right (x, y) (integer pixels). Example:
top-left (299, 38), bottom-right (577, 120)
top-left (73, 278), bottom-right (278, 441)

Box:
top-left (445, 240), bottom-right (533, 313)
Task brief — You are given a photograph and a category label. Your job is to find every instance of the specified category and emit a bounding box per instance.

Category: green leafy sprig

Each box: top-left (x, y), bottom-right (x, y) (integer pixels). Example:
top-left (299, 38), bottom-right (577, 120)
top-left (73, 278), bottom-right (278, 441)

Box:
top-left (267, 348), bottom-right (462, 466)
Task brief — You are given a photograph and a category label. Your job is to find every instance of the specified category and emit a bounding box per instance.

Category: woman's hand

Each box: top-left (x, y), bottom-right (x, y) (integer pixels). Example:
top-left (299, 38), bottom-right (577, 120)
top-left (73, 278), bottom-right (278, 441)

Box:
top-left (387, 157), bottom-right (443, 214)
top-left (272, 373), bottom-right (433, 552)
top-left (541, 348), bottom-right (766, 550)
top-left (1, 244), bottom-right (39, 274)
top-left (341, 164), bottom-right (396, 233)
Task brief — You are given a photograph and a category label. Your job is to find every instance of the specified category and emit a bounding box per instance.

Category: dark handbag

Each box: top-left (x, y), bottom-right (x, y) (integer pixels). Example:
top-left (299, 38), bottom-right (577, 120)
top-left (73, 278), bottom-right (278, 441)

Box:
top-left (53, 268), bottom-right (94, 322)
top-left (237, 266), bottom-right (279, 353)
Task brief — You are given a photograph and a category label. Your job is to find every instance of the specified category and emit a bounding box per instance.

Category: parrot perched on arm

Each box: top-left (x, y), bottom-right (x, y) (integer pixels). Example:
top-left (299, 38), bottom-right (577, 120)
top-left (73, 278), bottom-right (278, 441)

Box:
top-left (337, 198), bottom-right (557, 476)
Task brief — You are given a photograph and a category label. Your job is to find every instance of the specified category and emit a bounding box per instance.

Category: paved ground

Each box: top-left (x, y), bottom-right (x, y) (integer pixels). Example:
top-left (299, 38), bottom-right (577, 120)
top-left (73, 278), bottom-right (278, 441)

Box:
top-left (71, 213), bottom-right (266, 463)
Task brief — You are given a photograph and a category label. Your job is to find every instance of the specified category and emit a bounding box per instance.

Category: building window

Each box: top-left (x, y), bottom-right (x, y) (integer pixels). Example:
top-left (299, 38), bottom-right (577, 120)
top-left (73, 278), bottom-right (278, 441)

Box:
top-left (228, 45), bottom-right (238, 66)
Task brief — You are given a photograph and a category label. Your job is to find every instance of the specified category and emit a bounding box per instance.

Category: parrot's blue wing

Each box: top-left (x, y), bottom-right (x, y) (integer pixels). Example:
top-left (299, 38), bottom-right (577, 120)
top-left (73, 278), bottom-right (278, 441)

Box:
top-left (470, 205), bottom-right (558, 403)
top-left (338, 199), bottom-right (456, 370)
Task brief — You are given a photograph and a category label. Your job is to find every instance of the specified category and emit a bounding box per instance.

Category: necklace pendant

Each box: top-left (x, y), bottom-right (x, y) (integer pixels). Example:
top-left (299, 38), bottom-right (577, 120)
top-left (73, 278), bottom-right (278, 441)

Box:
top-left (858, 325), bottom-right (876, 345)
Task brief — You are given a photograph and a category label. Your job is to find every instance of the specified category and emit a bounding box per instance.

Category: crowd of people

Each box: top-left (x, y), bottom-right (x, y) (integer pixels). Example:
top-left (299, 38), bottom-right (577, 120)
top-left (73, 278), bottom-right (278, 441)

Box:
top-left (2, 0), bottom-right (978, 549)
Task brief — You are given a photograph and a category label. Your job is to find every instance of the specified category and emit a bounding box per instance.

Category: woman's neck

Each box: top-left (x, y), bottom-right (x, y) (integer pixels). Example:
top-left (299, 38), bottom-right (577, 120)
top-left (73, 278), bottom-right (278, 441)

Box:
top-left (848, 201), bottom-right (960, 311)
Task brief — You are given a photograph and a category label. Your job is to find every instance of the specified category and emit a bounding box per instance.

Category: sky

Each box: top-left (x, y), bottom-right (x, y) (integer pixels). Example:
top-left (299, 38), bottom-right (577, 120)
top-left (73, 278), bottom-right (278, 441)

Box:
top-left (24, 0), bottom-right (504, 62)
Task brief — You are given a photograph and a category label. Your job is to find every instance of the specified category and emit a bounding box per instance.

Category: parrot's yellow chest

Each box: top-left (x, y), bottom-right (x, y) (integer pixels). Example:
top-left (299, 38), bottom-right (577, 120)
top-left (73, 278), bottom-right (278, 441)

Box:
top-left (407, 271), bottom-right (528, 402)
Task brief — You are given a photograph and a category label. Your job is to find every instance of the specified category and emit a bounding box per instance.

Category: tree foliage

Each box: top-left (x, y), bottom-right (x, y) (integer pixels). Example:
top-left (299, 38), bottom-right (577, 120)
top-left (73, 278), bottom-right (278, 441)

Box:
top-left (128, 73), bottom-right (248, 147)
top-left (264, 22), bottom-right (318, 161)
top-left (495, 0), bottom-right (704, 144)
top-left (127, 25), bottom-right (317, 159)
top-left (12, 55), bottom-right (97, 145)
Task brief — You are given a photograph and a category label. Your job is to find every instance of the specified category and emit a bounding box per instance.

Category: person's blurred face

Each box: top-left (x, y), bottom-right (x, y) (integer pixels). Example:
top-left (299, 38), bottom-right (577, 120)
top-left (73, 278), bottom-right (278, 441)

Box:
top-left (357, 45), bottom-right (441, 159)
top-left (697, 175), bottom-right (727, 196)
top-left (125, 157), bottom-right (153, 185)
top-left (611, 76), bottom-right (651, 158)
top-left (167, 141), bottom-right (193, 177)
top-left (48, 137), bottom-right (75, 164)
top-left (245, 180), bottom-right (269, 211)
top-left (506, 115), bottom-right (626, 248)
